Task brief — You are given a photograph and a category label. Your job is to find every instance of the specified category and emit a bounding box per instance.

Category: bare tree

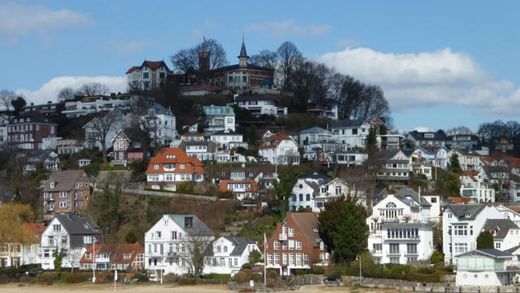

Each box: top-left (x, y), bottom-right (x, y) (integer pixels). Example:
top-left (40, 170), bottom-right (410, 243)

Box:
top-left (76, 82), bottom-right (110, 97)
top-left (58, 87), bottom-right (76, 102)
top-left (171, 48), bottom-right (198, 73)
top-left (180, 233), bottom-right (214, 276)
top-left (87, 112), bottom-right (118, 163)
top-left (446, 126), bottom-right (473, 136)
top-left (277, 41), bottom-right (303, 90)
top-left (196, 38), bottom-right (227, 69)
top-left (0, 90), bottom-right (16, 111)
top-left (250, 50), bottom-right (278, 69)
top-left (64, 248), bottom-right (83, 273)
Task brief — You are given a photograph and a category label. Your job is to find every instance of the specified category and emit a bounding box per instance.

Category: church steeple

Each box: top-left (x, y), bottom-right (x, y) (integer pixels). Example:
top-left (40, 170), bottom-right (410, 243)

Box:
top-left (238, 36), bottom-right (249, 67)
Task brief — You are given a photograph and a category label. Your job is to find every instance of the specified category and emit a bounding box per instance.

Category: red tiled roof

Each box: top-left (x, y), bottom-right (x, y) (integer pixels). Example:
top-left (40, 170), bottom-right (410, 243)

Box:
top-left (80, 243), bottom-right (144, 265)
top-left (258, 133), bottom-right (293, 149)
top-left (146, 148), bottom-right (206, 174)
top-left (448, 196), bottom-right (473, 204)
top-left (142, 60), bottom-right (167, 70)
top-left (126, 66), bottom-right (140, 74)
top-left (219, 179), bottom-right (259, 193)
top-left (22, 223), bottom-right (45, 242)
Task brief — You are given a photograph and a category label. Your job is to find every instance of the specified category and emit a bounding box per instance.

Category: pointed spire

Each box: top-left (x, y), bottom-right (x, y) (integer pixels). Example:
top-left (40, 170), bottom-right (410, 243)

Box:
top-left (239, 35), bottom-right (248, 58)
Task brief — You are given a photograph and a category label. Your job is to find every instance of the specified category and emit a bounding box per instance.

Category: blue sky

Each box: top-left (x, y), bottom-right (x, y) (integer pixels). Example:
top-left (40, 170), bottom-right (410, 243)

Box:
top-left (1, 0), bottom-right (519, 132)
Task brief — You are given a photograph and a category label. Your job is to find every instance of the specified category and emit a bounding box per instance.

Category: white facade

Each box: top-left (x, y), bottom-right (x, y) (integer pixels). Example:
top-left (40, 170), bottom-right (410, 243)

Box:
top-left (460, 172), bottom-right (496, 203)
top-left (455, 250), bottom-right (515, 287)
top-left (442, 205), bottom-right (504, 264)
top-left (234, 95), bottom-right (287, 117)
top-left (330, 120), bottom-right (372, 148)
top-left (62, 96), bottom-right (132, 118)
top-left (258, 135), bottom-right (300, 165)
top-left (422, 195), bottom-right (441, 223)
top-left (209, 131), bottom-right (246, 149)
top-left (367, 194), bottom-right (434, 264)
top-left (203, 106), bottom-right (235, 135)
top-left (204, 236), bottom-right (259, 276)
top-left (144, 214), bottom-right (214, 276)
top-left (140, 107), bottom-right (177, 146)
top-left (40, 216), bottom-right (99, 270)
top-left (0, 243), bottom-right (41, 268)
top-left (450, 150), bottom-right (482, 172)
top-left (126, 60), bottom-right (170, 91)
top-left (289, 176), bottom-right (366, 213)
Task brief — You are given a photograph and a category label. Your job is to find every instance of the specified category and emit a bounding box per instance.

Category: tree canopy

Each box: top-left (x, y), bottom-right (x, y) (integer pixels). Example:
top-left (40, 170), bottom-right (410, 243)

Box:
top-left (0, 203), bottom-right (35, 244)
top-left (476, 231), bottom-right (494, 249)
top-left (318, 196), bottom-right (368, 263)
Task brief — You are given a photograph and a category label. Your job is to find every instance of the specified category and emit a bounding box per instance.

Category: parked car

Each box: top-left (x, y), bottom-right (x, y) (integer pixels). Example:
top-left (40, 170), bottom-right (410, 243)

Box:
top-left (323, 275), bottom-right (342, 286)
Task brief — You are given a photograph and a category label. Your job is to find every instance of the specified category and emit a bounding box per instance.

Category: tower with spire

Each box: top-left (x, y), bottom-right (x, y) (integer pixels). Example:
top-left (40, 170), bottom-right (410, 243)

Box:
top-left (238, 36), bottom-right (249, 67)
top-left (199, 36), bottom-right (211, 83)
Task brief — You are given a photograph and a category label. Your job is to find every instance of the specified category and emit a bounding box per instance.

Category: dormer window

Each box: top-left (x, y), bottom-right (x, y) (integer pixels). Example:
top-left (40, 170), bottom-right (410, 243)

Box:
top-left (153, 164), bottom-right (160, 170)
top-left (184, 217), bottom-right (193, 228)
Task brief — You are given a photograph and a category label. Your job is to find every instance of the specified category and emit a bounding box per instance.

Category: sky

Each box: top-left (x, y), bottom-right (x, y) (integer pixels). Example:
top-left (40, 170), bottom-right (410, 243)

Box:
top-left (1, 0), bottom-right (519, 132)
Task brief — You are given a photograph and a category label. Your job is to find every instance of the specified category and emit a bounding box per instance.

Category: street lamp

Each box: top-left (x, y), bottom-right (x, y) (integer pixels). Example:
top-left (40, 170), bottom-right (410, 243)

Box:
top-left (356, 255), bottom-right (362, 286)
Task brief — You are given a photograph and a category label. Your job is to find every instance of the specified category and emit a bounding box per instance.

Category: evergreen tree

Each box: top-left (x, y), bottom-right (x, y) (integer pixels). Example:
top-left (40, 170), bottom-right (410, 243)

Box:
top-left (449, 153), bottom-right (462, 174)
top-left (476, 231), bottom-right (494, 249)
top-left (319, 196), bottom-right (369, 263)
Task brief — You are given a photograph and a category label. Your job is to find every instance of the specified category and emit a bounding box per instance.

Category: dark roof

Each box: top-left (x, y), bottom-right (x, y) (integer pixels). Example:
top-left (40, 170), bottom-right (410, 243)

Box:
top-left (300, 127), bottom-right (330, 135)
top-left (395, 187), bottom-right (431, 207)
top-left (446, 204), bottom-right (485, 220)
top-left (299, 172), bottom-right (330, 182)
top-left (43, 170), bottom-right (90, 192)
top-left (457, 249), bottom-right (512, 259)
top-left (227, 236), bottom-right (256, 256)
top-left (54, 214), bottom-right (101, 248)
top-left (408, 130), bottom-right (447, 141)
top-left (10, 111), bottom-right (56, 124)
top-left (483, 219), bottom-right (518, 239)
top-left (376, 149), bottom-right (402, 160)
top-left (239, 40), bottom-right (248, 58)
top-left (331, 119), bottom-right (364, 128)
top-left (210, 130), bottom-right (241, 136)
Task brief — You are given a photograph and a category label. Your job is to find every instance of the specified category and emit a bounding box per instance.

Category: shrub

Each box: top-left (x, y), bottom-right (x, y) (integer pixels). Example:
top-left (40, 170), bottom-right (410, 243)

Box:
top-left (310, 266), bottom-right (325, 275)
top-left (234, 269), bottom-right (262, 284)
top-left (61, 272), bottom-right (90, 283)
top-left (203, 274), bottom-right (231, 282)
top-left (177, 276), bottom-right (198, 285)
top-left (177, 182), bottom-right (195, 193)
top-left (35, 272), bottom-right (60, 285)
top-left (431, 250), bottom-right (444, 264)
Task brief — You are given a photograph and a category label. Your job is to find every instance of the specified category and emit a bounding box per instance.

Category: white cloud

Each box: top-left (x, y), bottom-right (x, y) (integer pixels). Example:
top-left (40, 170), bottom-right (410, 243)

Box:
top-left (16, 76), bottom-right (127, 105)
top-left (0, 2), bottom-right (91, 42)
top-left (318, 47), bottom-right (520, 116)
top-left (245, 19), bottom-right (330, 38)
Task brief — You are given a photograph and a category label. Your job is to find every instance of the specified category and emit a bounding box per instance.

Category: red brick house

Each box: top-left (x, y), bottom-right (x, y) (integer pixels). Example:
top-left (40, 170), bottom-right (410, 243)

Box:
top-left (265, 212), bottom-right (329, 275)
top-left (7, 111), bottom-right (57, 150)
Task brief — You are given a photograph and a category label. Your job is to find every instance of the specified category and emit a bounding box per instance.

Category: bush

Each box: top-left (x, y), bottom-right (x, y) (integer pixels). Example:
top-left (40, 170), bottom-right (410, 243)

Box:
top-left (61, 272), bottom-right (90, 283)
top-left (177, 182), bottom-right (195, 193)
top-left (203, 274), bottom-right (231, 282)
top-left (35, 272), bottom-right (59, 285)
top-left (177, 276), bottom-right (198, 285)
top-left (310, 266), bottom-right (325, 275)
top-left (234, 269), bottom-right (262, 284)
top-left (431, 250), bottom-right (444, 264)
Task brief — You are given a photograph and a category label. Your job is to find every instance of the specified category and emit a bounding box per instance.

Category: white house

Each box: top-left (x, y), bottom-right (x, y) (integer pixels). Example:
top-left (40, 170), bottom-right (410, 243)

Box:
top-left (141, 103), bottom-right (177, 146)
top-left (202, 106), bottom-right (235, 135)
top-left (412, 145), bottom-right (449, 170)
top-left (204, 236), bottom-right (259, 276)
top-left (442, 204), bottom-right (505, 264)
top-left (299, 127), bottom-right (333, 146)
top-left (209, 130), bottom-right (247, 150)
top-left (40, 214), bottom-right (101, 270)
top-left (0, 223), bottom-right (44, 267)
top-left (126, 60), bottom-right (171, 91)
top-left (258, 133), bottom-right (300, 165)
top-left (330, 119), bottom-right (373, 148)
top-left (450, 149), bottom-right (483, 172)
top-left (459, 171), bottom-right (496, 203)
top-left (455, 249), bottom-right (516, 287)
top-left (144, 214), bottom-right (215, 277)
top-left (234, 95), bottom-right (287, 117)
top-left (367, 188), bottom-right (434, 264)
top-left (289, 174), bottom-right (366, 212)
top-left (62, 95), bottom-right (132, 118)
top-left (483, 219), bottom-right (520, 251)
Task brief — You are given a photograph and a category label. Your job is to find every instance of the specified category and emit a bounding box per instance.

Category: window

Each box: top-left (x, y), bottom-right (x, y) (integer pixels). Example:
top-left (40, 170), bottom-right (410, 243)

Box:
top-left (53, 225), bottom-right (61, 232)
top-left (273, 241), bottom-right (279, 250)
top-left (155, 231), bottom-right (161, 239)
top-left (406, 244), bottom-right (417, 254)
top-left (496, 242), bottom-right (501, 249)
top-left (59, 202), bottom-right (68, 208)
top-left (171, 231), bottom-right (177, 240)
top-left (454, 243), bottom-right (468, 253)
top-left (430, 197), bottom-right (437, 203)
top-left (352, 128), bottom-right (358, 135)
top-left (288, 228), bottom-right (295, 237)
top-left (223, 246), bottom-right (228, 253)
top-left (389, 243), bottom-right (399, 254)
top-left (288, 240), bottom-right (295, 250)
top-left (296, 241), bottom-right (302, 250)
top-left (390, 257), bottom-right (400, 264)
top-left (153, 164), bottom-right (160, 170)
top-left (299, 194), bottom-right (303, 201)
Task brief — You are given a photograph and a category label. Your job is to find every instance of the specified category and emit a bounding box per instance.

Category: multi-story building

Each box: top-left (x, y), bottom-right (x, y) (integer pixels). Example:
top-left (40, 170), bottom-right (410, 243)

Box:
top-left (375, 150), bottom-right (412, 185)
top-left (378, 134), bottom-right (405, 150)
top-left (7, 111), bottom-right (58, 150)
top-left (204, 236), bottom-right (259, 276)
top-left (258, 133), bottom-right (300, 165)
top-left (202, 105), bottom-right (235, 135)
top-left (442, 204), bottom-right (506, 264)
top-left (144, 214), bottom-right (215, 277)
top-left (367, 188), bottom-right (434, 264)
top-left (41, 214), bottom-right (101, 270)
top-left (23, 101), bottom-right (61, 116)
top-left (0, 223), bottom-right (44, 267)
top-left (459, 171), bottom-right (496, 202)
top-left (330, 116), bottom-right (385, 148)
top-left (126, 60), bottom-right (171, 91)
top-left (219, 179), bottom-right (259, 201)
top-left (299, 127), bottom-right (333, 146)
top-left (306, 100), bottom-right (339, 120)
top-left (446, 134), bottom-right (480, 150)
top-left (234, 95), bottom-right (287, 117)
top-left (450, 149), bottom-right (483, 172)
top-left (140, 103), bottom-right (177, 145)
top-left (209, 130), bottom-right (246, 150)
top-left (80, 243), bottom-right (144, 271)
top-left (180, 141), bottom-right (217, 162)
top-left (146, 148), bottom-right (206, 191)
top-left (111, 129), bottom-right (144, 166)
top-left (288, 174), bottom-right (366, 212)
top-left (42, 170), bottom-right (92, 220)
top-left (62, 95), bottom-right (132, 118)
top-left (83, 111), bottom-right (129, 150)
top-left (407, 130), bottom-right (447, 148)
top-left (455, 249), bottom-right (516, 287)
top-left (265, 212), bottom-right (329, 275)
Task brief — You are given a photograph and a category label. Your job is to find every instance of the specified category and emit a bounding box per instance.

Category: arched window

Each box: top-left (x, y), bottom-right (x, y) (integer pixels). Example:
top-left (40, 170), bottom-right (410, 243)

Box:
top-left (386, 202), bottom-right (396, 208)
